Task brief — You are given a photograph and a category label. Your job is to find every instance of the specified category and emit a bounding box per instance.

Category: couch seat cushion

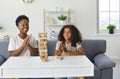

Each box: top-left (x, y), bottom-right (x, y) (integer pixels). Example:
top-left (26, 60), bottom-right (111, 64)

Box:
top-left (0, 55), bottom-right (6, 66)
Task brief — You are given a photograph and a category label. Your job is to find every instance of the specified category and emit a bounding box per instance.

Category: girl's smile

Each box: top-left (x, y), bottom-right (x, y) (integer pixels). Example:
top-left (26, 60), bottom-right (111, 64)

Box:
top-left (63, 28), bottom-right (72, 42)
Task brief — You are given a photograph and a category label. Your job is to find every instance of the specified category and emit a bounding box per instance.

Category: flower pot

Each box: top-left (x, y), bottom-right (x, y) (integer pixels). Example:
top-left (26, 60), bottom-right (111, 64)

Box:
top-left (59, 20), bottom-right (66, 25)
top-left (109, 29), bottom-right (114, 34)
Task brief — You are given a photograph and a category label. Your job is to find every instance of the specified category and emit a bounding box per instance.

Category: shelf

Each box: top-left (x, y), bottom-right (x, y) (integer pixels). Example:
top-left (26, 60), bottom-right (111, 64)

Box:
top-left (45, 24), bottom-right (69, 27)
top-left (43, 8), bottom-right (72, 39)
top-left (46, 11), bottom-right (68, 13)
top-left (95, 33), bottom-right (120, 36)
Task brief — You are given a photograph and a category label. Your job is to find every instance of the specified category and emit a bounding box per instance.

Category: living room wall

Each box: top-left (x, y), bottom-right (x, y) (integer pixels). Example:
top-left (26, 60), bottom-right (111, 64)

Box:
top-left (0, 0), bottom-right (120, 59)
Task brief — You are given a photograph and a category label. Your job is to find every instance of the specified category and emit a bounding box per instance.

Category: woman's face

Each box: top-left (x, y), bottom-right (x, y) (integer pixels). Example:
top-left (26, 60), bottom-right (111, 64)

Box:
top-left (18, 19), bottom-right (29, 34)
top-left (63, 27), bottom-right (72, 41)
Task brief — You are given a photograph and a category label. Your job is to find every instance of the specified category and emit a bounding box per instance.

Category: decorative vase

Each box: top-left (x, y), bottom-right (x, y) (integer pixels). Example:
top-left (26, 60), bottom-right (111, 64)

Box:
top-left (109, 29), bottom-right (114, 34)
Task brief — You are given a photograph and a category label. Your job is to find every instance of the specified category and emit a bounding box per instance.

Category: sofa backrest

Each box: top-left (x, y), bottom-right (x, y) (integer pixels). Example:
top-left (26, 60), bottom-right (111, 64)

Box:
top-left (47, 40), bottom-right (57, 56)
top-left (0, 39), bottom-right (106, 62)
top-left (0, 40), bottom-right (9, 59)
top-left (81, 39), bottom-right (106, 62)
top-left (47, 39), bottom-right (106, 62)
top-left (48, 39), bottom-right (106, 62)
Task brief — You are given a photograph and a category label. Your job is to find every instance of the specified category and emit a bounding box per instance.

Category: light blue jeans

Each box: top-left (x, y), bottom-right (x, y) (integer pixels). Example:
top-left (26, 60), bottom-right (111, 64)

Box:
top-left (55, 77), bottom-right (77, 79)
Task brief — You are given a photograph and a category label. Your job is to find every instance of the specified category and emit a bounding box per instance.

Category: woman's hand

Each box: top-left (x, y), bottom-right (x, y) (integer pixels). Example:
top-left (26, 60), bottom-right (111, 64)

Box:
top-left (22, 34), bottom-right (32, 47)
top-left (9, 35), bottom-right (32, 56)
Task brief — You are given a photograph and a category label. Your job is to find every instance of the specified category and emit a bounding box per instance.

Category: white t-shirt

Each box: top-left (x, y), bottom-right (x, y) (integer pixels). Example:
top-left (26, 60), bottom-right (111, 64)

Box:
top-left (8, 35), bottom-right (38, 56)
top-left (55, 41), bottom-right (82, 56)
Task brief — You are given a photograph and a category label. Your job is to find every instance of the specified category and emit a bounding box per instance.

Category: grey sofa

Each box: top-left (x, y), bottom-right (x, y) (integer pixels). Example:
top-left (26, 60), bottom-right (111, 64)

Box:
top-left (0, 39), bottom-right (116, 79)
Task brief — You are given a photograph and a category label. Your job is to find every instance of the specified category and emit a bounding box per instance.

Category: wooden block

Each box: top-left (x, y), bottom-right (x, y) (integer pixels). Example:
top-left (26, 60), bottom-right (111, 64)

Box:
top-left (20, 56), bottom-right (29, 58)
top-left (40, 50), bottom-right (48, 53)
top-left (39, 39), bottom-right (47, 41)
top-left (39, 47), bottom-right (47, 50)
top-left (39, 41), bottom-right (47, 43)
top-left (38, 32), bottom-right (47, 37)
top-left (39, 42), bottom-right (47, 46)
top-left (39, 37), bottom-right (47, 39)
top-left (55, 55), bottom-right (64, 60)
top-left (40, 52), bottom-right (48, 62)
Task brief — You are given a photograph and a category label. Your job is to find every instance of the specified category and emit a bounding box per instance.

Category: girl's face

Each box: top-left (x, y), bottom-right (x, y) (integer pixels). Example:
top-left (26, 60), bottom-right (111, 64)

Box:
top-left (63, 27), bottom-right (72, 41)
top-left (18, 19), bottom-right (29, 34)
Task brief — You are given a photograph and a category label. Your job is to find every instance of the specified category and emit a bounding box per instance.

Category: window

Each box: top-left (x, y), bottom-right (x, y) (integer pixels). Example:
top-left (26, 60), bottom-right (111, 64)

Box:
top-left (98, 0), bottom-right (120, 33)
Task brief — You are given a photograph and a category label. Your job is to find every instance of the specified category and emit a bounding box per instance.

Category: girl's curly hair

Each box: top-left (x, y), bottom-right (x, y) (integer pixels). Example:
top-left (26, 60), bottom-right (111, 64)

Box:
top-left (58, 25), bottom-right (82, 47)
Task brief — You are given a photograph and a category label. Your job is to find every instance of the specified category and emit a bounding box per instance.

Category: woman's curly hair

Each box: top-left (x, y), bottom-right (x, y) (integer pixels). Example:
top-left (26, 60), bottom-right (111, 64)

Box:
top-left (58, 25), bottom-right (82, 47)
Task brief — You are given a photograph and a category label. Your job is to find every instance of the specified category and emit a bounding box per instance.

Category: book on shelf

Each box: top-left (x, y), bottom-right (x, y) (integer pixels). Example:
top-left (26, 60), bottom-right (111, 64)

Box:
top-left (47, 16), bottom-right (53, 24)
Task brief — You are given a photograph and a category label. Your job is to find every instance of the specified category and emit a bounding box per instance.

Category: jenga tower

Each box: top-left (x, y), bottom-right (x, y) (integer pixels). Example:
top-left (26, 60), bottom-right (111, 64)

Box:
top-left (38, 32), bottom-right (48, 62)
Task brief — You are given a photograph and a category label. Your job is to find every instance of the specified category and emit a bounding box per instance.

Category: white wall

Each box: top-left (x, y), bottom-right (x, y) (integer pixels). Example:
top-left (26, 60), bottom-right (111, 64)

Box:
top-left (0, 0), bottom-right (120, 59)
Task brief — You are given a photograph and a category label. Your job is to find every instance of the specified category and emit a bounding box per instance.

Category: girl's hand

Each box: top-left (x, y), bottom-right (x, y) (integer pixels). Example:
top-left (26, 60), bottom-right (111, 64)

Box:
top-left (61, 43), bottom-right (68, 54)
top-left (59, 43), bottom-right (63, 52)
top-left (54, 50), bottom-right (61, 56)
top-left (54, 44), bottom-right (62, 56)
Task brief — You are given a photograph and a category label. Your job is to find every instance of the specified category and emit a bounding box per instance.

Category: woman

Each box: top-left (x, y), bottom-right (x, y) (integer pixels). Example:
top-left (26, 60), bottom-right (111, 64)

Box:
top-left (8, 15), bottom-right (38, 56)
top-left (8, 15), bottom-right (40, 79)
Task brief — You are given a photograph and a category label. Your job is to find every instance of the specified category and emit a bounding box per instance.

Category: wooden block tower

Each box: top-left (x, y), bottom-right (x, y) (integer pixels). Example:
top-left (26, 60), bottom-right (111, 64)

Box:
top-left (38, 32), bottom-right (48, 62)
top-left (38, 9), bottom-right (48, 62)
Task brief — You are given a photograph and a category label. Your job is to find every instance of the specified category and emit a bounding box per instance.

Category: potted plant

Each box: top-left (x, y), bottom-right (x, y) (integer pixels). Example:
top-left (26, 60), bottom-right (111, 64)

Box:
top-left (0, 26), bottom-right (3, 30)
top-left (0, 25), bottom-right (4, 32)
top-left (58, 14), bottom-right (67, 24)
top-left (107, 24), bottom-right (116, 34)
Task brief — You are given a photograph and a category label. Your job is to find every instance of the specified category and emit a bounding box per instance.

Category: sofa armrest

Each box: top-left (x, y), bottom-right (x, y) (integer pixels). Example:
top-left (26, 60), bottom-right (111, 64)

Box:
top-left (94, 54), bottom-right (116, 69)
top-left (0, 55), bottom-right (6, 66)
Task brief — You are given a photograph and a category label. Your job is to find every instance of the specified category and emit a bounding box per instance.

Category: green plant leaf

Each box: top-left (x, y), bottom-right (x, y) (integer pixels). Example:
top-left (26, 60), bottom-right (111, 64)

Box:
top-left (107, 24), bottom-right (116, 30)
top-left (58, 14), bottom-right (67, 20)
top-left (0, 26), bottom-right (3, 30)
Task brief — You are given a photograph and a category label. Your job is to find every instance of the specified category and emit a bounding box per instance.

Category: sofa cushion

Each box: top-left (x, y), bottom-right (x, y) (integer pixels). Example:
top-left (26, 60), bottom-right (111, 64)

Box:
top-left (94, 54), bottom-right (116, 69)
top-left (0, 55), bottom-right (6, 66)
top-left (0, 40), bottom-right (9, 59)
top-left (81, 39), bottom-right (106, 62)
top-left (47, 40), bottom-right (57, 56)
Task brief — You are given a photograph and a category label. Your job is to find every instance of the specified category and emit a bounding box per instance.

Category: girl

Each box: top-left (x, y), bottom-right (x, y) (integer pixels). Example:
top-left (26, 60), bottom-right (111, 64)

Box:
top-left (54, 25), bottom-right (84, 79)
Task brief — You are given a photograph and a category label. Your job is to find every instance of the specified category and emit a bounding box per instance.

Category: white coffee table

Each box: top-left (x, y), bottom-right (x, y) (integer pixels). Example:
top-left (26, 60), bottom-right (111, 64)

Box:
top-left (0, 67), bottom-right (1, 77)
top-left (0, 56), bottom-right (94, 78)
